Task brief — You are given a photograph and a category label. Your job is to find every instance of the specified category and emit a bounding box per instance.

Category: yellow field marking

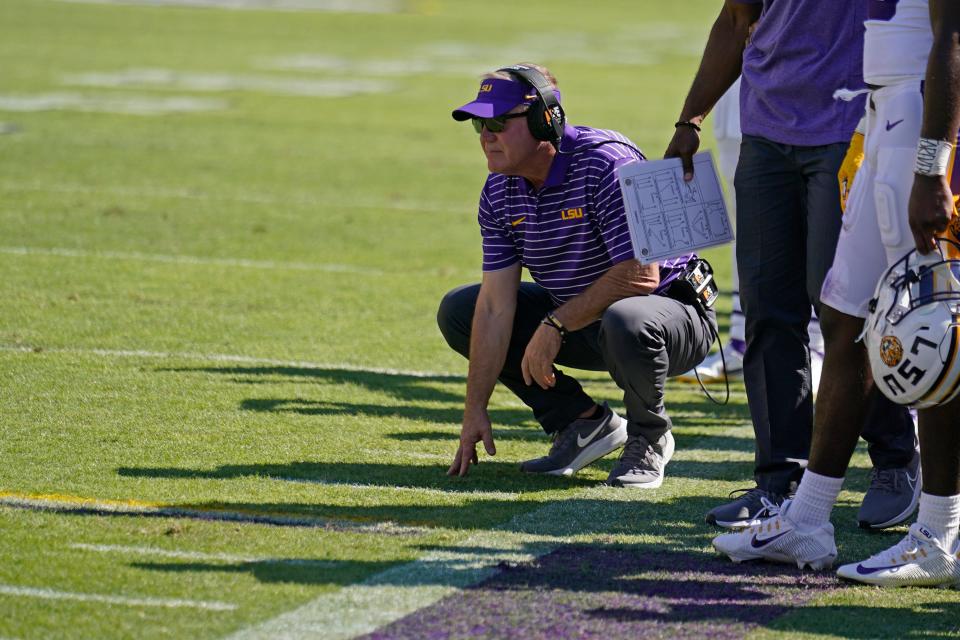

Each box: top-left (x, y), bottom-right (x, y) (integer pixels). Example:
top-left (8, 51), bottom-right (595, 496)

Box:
top-left (0, 490), bottom-right (426, 535)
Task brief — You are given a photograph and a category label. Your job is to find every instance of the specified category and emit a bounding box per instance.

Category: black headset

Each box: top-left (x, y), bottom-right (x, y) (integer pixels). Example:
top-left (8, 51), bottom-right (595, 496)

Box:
top-left (497, 64), bottom-right (566, 147)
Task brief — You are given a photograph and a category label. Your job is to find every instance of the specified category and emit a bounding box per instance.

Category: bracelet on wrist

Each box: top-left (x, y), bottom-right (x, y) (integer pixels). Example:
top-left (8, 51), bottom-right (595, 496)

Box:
top-left (541, 311), bottom-right (568, 338)
top-left (915, 137), bottom-right (954, 177)
top-left (675, 120), bottom-right (702, 133)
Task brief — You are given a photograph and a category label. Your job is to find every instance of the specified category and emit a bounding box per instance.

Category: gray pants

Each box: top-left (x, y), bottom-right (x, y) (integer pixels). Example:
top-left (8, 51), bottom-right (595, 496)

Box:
top-left (736, 135), bottom-right (917, 494)
top-left (437, 282), bottom-right (716, 442)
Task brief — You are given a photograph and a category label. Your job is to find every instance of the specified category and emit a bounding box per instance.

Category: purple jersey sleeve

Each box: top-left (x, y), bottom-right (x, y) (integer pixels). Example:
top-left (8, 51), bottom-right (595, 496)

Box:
top-left (478, 178), bottom-right (520, 272)
top-left (591, 155), bottom-right (637, 267)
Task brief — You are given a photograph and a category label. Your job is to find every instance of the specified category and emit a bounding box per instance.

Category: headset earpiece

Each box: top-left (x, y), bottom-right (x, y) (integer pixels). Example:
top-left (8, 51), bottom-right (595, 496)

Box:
top-left (497, 65), bottom-right (565, 147)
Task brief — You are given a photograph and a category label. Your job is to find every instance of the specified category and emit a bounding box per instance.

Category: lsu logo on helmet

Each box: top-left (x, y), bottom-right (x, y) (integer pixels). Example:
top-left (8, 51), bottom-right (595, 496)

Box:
top-left (878, 335), bottom-right (903, 367)
top-left (864, 238), bottom-right (960, 408)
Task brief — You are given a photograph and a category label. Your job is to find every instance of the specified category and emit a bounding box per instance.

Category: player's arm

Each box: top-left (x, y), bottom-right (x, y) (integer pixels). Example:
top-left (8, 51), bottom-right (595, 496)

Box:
top-left (664, 0), bottom-right (761, 179)
top-left (448, 263), bottom-right (521, 477)
top-left (909, 0), bottom-right (960, 253)
top-left (521, 259), bottom-right (659, 391)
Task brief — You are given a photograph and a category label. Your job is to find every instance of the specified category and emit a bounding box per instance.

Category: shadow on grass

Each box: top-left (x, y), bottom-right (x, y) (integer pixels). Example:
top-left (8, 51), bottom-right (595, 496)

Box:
top-left (116, 460), bottom-right (597, 494)
top-left (160, 365), bottom-right (465, 403)
top-left (238, 397), bottom-right (535, 428)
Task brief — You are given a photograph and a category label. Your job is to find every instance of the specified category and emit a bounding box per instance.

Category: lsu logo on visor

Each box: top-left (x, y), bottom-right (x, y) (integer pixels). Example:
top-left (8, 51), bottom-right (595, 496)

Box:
top-left (479, 83), bottom-right (494, 93)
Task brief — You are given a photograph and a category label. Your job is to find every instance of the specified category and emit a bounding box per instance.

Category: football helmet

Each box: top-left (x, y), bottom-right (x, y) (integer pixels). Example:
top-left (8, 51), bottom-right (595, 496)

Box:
top-left (863, 237), bottom-right (960, 408)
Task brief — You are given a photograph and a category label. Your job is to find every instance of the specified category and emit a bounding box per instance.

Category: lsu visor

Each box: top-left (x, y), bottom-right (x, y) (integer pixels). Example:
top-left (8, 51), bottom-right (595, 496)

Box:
top-left (451, 77), bottom-right (559, 120)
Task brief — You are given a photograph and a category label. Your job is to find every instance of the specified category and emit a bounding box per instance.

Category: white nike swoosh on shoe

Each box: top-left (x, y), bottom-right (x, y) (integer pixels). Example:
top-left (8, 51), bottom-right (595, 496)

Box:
top-left (577, 422), bottom-right (606, 448)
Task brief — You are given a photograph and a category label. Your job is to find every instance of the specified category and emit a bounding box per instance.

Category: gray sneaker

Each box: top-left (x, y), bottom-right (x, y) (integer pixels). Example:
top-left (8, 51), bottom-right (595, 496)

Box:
top-left (519, 402), bottom-right (627, 476)
top-left (605, 430), bottom-right (675, 489)
top-left (706, 487), bottom-right (786, 529)
top-left (857, 450), bottom-right (921, 529)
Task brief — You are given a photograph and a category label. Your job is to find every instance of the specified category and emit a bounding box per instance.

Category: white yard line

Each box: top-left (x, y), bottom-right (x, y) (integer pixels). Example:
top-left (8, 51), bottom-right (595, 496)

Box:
top-left (0, 182), bottom-right (465, 213)
top-left (0, 494), bottom-right (425, 536)
top-left (69, 543), bottom-right (336, 566)
top-left (56, 0), bottom-right (401, 12)
top-left (0, 584), bottom-right (236, 611)
top-left (0, 344), bottom-right (462, 380)
top-left (0, 246), bottom-right (385, 276)
top-left (275, 478), bottom-right (519, 501)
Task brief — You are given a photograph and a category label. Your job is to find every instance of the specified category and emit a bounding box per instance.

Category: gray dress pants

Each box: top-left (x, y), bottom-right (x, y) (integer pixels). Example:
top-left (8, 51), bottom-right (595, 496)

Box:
top-left (735, 135), bottom-right (917, 494)
top-left (437, 282), bottom-right (716, 442)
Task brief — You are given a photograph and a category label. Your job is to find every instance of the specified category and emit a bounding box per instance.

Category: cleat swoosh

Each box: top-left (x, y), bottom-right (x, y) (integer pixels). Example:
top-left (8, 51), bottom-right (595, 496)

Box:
top-left (856, 562), bottom-right (906, 575)
top-left (750, 530), bottom-right (790, 548)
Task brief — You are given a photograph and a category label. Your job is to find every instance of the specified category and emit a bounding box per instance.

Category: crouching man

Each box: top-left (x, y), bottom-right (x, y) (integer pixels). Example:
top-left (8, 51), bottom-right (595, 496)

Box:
top-left (438, 63), bottom-right (716, 487)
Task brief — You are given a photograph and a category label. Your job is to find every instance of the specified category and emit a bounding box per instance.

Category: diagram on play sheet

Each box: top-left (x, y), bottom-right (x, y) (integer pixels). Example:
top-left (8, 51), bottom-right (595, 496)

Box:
top-left (617, 151), bottom-right (733, 264)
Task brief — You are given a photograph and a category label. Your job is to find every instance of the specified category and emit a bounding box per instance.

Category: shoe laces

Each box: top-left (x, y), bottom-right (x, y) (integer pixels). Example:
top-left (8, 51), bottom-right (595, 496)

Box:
top-left (727, 486), bottom-right (768, 501)
top-left (873, 530), bottom-right (926, 565)
top-left (868, 466), bottom-right (909, 494)
top-left (548, 424), bottom-right (579, 455)
top-left (743, 498), bottom-right (787, 536)
top-left (617, 435), bottom-right (656, 469)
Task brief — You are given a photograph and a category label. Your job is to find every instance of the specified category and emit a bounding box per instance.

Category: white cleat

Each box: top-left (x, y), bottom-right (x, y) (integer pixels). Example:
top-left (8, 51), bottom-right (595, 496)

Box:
top-left (676, 341), bottom-right (744, 384)
top-left (836, 523), bottom-right (960, 588)
top-left (712, 499), bottom-right (837, 570)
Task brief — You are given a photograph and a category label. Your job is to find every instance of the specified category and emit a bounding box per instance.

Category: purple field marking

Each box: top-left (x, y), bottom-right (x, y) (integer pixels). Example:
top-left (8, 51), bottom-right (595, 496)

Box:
top-left (362, 546), bottom-right (839, 640)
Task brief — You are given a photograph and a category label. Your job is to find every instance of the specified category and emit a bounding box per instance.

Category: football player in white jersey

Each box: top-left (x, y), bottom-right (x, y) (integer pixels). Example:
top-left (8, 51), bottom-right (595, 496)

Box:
top-left (713, 0), bottom-right (960, 587)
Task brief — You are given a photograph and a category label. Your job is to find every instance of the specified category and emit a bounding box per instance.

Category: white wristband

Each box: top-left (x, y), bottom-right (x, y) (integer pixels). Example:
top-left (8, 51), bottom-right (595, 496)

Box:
top-left (915, 137), bottom-right (953, 176)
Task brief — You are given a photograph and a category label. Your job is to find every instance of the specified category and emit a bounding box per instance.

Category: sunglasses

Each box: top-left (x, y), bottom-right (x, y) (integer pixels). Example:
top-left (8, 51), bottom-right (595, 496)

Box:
top-left (471, 111), bottom-right (527, 133)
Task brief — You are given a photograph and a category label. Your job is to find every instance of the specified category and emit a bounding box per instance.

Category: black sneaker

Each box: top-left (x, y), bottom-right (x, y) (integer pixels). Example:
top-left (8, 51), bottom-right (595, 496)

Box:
top-left (519, 402), bottom-right (627, 476)
top-left (705, 487), bottom-right (786, 529)
top-left (857, 450), bottom-right (921, 529)
top-left (605, 431), bottom-right (675, 489)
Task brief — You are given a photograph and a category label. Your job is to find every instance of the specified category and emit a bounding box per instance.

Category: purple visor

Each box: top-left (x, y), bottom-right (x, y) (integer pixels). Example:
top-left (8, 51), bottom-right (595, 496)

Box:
top-left (452, 77), bottom-right (560, 121)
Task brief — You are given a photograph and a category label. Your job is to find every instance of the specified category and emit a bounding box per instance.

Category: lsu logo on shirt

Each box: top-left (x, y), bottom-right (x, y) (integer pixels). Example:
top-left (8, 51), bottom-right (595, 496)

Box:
top-left (561, 207), bottom-right (583, 221)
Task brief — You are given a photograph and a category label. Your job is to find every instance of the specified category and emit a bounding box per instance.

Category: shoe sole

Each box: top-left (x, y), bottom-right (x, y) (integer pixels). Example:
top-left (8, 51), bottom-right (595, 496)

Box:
top-left (541, 418), bottom-right (629, 477)
top-left (836, 572), bottom-right (960, 588)
top-left (857, 468), bottom-right (922, 530)
top-left (717, 547), bottom-right (836, 570)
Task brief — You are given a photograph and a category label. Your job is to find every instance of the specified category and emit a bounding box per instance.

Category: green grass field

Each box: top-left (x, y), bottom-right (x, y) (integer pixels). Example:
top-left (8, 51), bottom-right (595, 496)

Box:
top-left (2, 0), bottom-right (959, 638)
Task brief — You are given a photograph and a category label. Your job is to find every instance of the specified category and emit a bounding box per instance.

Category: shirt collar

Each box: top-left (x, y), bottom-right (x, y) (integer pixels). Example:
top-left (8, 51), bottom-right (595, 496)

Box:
top-left (542, 124), bottom-right (579, 189)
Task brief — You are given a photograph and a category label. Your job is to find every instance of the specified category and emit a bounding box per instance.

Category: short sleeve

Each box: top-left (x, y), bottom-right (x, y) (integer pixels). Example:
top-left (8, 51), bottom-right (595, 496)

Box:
top-left (478, 179), bottom-right (520, 272)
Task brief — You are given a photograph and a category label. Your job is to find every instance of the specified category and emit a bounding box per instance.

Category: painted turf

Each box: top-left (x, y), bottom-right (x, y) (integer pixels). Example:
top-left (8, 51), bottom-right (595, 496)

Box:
top-left (363, 546), bottom-right (836, 640)
top-left (221, 488), bottom-right (841, 640)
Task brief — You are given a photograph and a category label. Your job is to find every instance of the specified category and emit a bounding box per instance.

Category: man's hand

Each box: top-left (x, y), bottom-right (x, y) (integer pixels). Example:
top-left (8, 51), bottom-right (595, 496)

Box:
top-left (838, 131), bottom-right (864, 213)
top-left (908, 173), bottom-right (955, 253)
top-left (521, 323), bottom-right (562, 389)
top-left (664, 124), bottom-right (701, 182)
top-left (448, 408), bottom-right (496, 477)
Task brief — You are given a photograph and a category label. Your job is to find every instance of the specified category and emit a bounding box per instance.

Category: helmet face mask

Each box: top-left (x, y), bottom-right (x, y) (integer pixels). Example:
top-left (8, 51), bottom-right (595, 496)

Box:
top-left (864, 238), bottom-right (960, 409)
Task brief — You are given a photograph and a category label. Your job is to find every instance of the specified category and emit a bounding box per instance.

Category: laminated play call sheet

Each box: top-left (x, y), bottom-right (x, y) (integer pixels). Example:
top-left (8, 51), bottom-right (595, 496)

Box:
top-left (617, 152), bottom-right (733, 264)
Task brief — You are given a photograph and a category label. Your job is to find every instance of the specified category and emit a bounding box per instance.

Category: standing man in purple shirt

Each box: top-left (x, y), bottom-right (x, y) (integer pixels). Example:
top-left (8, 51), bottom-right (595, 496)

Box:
top-left (438, 64), bottom-right (716, 488)
top-left (665, 1), bottom-right (918, 528)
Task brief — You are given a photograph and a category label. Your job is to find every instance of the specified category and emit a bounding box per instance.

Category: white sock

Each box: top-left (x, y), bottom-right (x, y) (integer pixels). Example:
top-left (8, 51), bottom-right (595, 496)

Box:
top-left (789, 470), bottom-right (844, 528)
top-left (916, 492), bottom-right (960, 550)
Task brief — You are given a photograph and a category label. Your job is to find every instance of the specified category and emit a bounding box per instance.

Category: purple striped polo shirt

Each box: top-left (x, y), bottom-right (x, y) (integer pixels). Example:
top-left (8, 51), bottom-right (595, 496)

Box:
top-left (478, 124), bottom-right (692, 305)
